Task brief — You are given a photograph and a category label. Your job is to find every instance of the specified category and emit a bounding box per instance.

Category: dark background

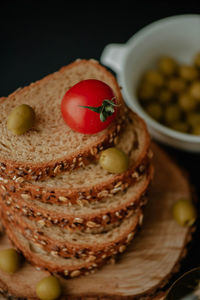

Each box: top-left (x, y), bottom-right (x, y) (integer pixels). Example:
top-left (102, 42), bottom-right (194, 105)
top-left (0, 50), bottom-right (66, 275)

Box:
top-left (1, 0), bottom-right (200, 291)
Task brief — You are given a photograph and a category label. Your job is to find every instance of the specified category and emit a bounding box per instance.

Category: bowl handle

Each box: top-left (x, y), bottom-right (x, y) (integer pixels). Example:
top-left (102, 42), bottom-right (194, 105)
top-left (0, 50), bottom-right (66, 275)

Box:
top-left (100, 43), bottom-right (126, 73)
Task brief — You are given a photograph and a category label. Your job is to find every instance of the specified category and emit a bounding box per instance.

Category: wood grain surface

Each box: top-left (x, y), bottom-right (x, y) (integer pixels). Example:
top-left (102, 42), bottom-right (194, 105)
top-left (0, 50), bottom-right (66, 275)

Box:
top-left (0, 143), bottom-right (194, 299)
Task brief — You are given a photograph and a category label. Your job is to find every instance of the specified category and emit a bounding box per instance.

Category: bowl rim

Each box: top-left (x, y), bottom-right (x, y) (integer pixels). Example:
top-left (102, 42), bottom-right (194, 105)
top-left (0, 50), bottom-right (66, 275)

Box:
top-left (120, 14), bottom-right (200, 144)
top-left (127, 14), bottom-right (200, 47)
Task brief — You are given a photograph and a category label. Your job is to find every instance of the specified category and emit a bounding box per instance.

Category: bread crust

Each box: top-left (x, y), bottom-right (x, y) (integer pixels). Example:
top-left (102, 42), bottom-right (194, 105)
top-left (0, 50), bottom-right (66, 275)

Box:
top-left (0, 166), bottom-right (152, 259)
top-left (1, 164), bottom-right (152, 232)
top-left (3, 207), bottom-right (144, 261)
top-left (0, 112), bottom-right (151, 205)
top-left (0, 59), bottom-right (125, 181)
top-left (2, 212), bottom-right (141, 277)
top-left (0, 204), bottom-right (195, 300)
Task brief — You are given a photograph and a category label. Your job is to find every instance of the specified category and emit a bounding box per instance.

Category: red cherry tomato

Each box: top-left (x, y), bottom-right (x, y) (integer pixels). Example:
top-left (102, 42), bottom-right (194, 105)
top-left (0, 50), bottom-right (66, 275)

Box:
top-left (61, 79), bottom-right (117, 134)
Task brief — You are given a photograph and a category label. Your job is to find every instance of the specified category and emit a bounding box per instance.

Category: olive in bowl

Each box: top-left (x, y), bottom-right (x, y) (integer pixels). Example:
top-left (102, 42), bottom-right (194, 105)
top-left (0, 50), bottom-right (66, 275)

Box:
top-left (137, 52), bottom-right (200, 137)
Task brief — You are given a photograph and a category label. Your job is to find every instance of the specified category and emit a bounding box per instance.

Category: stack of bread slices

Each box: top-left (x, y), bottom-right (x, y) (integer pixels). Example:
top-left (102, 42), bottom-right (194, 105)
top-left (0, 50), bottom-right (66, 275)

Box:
top-left (0, 59), bottom-right (153, 279)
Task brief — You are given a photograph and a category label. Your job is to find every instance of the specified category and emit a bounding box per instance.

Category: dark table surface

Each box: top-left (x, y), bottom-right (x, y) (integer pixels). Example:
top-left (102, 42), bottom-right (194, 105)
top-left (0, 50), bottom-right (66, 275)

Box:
top-left (1, 0), bottom-right (200, 291)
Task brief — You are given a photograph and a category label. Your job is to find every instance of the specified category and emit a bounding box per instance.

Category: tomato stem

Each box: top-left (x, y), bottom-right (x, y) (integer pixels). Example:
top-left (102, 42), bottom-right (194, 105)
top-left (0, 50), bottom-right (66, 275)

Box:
top-left (79, 98), bottom-right (118, 122)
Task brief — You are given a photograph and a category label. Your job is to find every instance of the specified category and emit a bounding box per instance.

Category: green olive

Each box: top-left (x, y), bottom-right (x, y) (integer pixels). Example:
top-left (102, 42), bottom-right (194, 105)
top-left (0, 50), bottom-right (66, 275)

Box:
top-left (0, 248), bottom-right (21, 273)
top-left (158, 56), bottom-right (177, 76)
top-left (137, 82), bottom-right (156, 102)
top-left (158, 88), bottom-right (173, 104)
top-left (145, 103), bottom-right (163, 121)
top-left (164, 104), bottom-right (181, 125)
top-left (179, 65), bottom-right (198, 81)
top-left (36, 275), bottom-right (62, 300)
top-left (187, 113), bottom-right (200, 127)
top-left (194, 52), bottom-right (200, 68)
top-left (143, 70), bottom-right (164, 87)
top-left (178, 93), bottom-right (196, 112)
top-left (189, 81), bottom-right (200, 100)
top-left (7, 104), bottom-right (35, 135)
top-left (168, 77), bottom-right (186, 94)
top-left (170, 121), bottom-right (189, 133)
top-left (99, 147), bottom-right (129, 174)
top-left (192, 124), bottom-right (200, 135)
top-left (172, 198), bottom-right (197, 227)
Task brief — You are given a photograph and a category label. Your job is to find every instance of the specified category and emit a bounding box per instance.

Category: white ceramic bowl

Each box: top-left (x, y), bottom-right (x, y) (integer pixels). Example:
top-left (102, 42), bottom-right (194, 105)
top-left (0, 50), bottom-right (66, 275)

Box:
top-left (100, 14), bottom-right (200, 152)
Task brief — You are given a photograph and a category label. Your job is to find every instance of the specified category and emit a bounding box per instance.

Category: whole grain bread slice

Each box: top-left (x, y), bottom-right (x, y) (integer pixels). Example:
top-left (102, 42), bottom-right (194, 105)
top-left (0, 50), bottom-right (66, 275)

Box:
top-left (1, 164), bottom-right (152, 233)
top-left (4, 207), bottom-right (144, 261)
top-left (0, 59), bottom-right (125, 181)
top-left (2, 211), bottom-right (141, 277)
top-left (0, 111), bottom-right (151, 205)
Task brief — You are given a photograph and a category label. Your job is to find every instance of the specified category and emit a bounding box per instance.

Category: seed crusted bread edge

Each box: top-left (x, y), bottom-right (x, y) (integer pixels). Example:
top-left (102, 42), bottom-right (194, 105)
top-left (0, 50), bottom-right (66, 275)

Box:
top-left (1, 164), bottom-right (153, 232)
top-left (0, 112), bottom-right (152, 205)
top-left (3, 207), bottom-right (144, 261)
top-left (0, 214), bottom-right (195, 300)
top-left (2, 211), bottom-right (142, 277)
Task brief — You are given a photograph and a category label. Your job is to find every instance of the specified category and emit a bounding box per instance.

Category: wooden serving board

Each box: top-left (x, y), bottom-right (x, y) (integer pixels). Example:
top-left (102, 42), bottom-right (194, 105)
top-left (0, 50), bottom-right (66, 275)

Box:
top-left (0, 143), bottom-right (195, 299)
